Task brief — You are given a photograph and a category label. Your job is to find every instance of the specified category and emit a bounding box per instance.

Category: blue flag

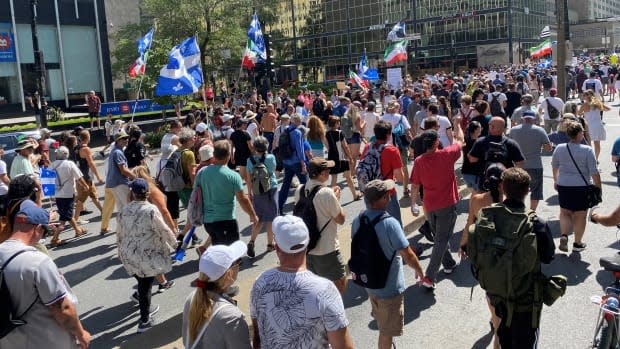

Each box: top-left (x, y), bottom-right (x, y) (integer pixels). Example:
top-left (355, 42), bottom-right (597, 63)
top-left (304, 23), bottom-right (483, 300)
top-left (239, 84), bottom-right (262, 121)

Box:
top-left (387, 21), bottom-right (406, 41)
top-left (358, 49), bottom-right (368, 76)
top-left (248, 14), bottom-right (267, 63)
top-left (155, 36), bottom-right (203, 96)
top-left (137, 28), bottom-right (154, 55)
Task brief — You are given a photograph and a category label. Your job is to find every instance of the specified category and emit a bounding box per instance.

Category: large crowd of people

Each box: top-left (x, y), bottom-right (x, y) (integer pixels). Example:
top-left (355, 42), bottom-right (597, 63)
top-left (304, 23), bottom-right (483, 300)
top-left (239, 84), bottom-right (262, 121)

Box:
top-left (2, 56), bottom-right (620, 349)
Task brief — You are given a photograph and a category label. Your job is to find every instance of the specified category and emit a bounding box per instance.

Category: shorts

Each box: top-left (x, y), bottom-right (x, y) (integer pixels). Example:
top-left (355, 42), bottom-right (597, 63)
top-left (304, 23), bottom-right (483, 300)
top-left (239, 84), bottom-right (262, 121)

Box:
top-left (525, 168), bottom-right (543, 200)
top-left (462, 173), bottom-right (481, 192)
top-left (165, 191), bottom-right (180, 219)
top-left (369, 293), bottom-right (404, 337)
top-left (76, 180), bottom-right (98, 203)
top-left (204, 219), bottom-right (239, 245)
top-left (306, 250), bottom-right (347, 281)
top-left (602, 76), bottom-right (609, 84)
top-left (557, 185), bottom-right (589, 212)
top-left (346, 132), bottom-right (362, 145)
top-left (252, 188), bottom-right (278, 222)
top-left (329, 160), bottom-right (350, 175)
top-left (56, 197), bottom-right (75, 222)
top-left (399, 147), bottom-right (409, 166)
top-left (89, 111), bottom-right (99, 119)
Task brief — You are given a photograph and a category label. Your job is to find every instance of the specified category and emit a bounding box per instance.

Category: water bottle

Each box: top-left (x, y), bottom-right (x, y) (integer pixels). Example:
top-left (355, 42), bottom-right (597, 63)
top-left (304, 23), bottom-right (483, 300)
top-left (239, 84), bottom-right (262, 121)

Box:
top-left (411, 203), bottom-right (420, 216)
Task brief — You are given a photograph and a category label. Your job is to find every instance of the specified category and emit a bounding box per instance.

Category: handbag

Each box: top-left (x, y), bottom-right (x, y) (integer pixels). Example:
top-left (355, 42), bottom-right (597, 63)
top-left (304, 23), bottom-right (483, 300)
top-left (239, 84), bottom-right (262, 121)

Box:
top-left (566, 144), bottom-right (602, 208)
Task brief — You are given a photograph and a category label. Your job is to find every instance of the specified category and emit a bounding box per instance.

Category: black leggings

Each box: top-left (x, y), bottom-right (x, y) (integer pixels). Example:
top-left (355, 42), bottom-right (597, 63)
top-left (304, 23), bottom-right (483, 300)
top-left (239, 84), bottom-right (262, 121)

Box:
top-left (135, 276), bottom-right (154, 322)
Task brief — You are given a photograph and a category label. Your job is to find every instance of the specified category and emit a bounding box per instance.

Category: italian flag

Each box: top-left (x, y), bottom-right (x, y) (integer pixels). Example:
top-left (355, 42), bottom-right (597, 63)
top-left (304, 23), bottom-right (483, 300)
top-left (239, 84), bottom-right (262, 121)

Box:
top-left (241, 40), bottom-right (258, 69)
top-left (529, 39), bottom-right (552, 59)
top-left (384, 40), bottom-right (408, 65)
top-left (349, 70), bottom-right (370, 89)
top-left (129, 54), bottom-right (147, 77)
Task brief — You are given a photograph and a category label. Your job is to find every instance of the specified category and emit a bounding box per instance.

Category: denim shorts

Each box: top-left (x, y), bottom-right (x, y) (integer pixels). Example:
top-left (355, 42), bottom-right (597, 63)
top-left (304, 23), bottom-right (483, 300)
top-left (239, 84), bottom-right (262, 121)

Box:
top-left (346, 132), bottom-right (362, 145)
top-left (462, 173), bottom-right (481, 192)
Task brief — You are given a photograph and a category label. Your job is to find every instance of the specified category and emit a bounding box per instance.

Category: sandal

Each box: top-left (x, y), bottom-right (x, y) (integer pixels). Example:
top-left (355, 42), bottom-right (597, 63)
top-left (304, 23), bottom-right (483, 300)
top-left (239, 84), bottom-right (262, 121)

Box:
top-left (100, 229), bottom-right (110, 236)
top-left (50, 239), bottom-right (66, 247)
top-left (353, 192), bottom-right (363, 201)
top-left (75, 228), bottom-right (89, 238)
top-left (403, 189), bottom-right (411, 198)
top-left (266, 243), bottom-right (275, 251)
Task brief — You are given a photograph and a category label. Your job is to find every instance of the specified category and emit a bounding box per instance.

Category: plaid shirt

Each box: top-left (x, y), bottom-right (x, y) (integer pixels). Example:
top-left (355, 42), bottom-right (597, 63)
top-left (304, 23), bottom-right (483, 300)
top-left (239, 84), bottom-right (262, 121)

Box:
top-left (88, 95), bottom-right (101, 113)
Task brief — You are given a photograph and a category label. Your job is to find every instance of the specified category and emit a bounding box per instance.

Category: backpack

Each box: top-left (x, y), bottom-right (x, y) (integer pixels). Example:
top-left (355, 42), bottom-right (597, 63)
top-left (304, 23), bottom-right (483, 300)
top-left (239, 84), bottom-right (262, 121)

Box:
top-left (546, 98), bottom-right (560, 119)
top-left (187, 168), bottom-right (205, 227)
top-left (160, 149), bottom-right (189, 192)
top-left (392, 115), bottom-right (410, 149)
top-left (249, 155), bottom-right (271, 195)
top-left (277, 127), bottom-right (294, 160)
top-left (541, 76), bottom-right (553, 89)
top-left (312, 98), bottom-right (325, 116)
top-left (467, 204), bottom-right (539, 327)
top-left (489, 93), bottom-right (504, 117)
top-left (450, 91), bottom-right (461, 110)
top-left (348, 212), bottom-right (392, 289)
top-left (356, 142), bottom-right (386, 192)
top-left (340, 112), bottom-right (354, 139)
top-left (293, 185), bottom-right (331, 252)
top-left (484, 138), bottom-right (509, 169)
top-left (0, 249), bottom-right (38, 339)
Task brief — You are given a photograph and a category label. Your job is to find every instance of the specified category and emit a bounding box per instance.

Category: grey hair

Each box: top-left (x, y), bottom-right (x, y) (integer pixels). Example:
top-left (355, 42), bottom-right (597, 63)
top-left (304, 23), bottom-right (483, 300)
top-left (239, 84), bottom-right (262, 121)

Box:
top-left (178, 127), bottom-right (196, 144)
top-left (291, 114), bottom-right (302, 124)
top-left (253, 136), bottom-right (269, 153)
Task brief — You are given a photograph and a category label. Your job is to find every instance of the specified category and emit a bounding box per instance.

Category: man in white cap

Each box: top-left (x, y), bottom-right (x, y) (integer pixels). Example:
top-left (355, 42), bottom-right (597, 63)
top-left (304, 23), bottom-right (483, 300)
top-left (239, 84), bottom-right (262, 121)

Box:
top-left (250, 215), bottom-right (353, 349)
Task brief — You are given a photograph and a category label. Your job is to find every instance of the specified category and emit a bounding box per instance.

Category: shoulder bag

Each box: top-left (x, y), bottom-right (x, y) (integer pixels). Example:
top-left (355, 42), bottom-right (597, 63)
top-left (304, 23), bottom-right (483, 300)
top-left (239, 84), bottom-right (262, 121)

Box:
top-left (566, 144), bottom-right (602, 208)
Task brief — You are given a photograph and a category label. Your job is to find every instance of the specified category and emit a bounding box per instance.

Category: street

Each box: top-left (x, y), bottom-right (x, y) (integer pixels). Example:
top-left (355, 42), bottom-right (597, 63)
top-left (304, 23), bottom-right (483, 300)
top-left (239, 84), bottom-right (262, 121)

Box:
top-left (47, 104), bottom-right (620, 349)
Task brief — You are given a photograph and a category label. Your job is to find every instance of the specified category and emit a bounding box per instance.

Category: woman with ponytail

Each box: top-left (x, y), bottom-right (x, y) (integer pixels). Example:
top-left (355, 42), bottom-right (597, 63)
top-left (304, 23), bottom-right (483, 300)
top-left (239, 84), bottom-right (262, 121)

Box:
top-left (182, 241), bottom-right (251, 349)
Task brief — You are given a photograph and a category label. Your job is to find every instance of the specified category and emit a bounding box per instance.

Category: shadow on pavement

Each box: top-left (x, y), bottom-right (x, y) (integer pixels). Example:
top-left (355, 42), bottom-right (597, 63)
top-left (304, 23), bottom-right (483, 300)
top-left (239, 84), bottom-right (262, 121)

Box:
top-left (403, 284), bottom-right (436, 325)
top-left (64, 254), bottom-right (118, 286)
top-left (84, 301), bottom-right (143, 349)
top-left (55, 242), bottom-right (116, 269)
top-left (471, 327), bottom-right (494, 349)
top-left (595, 269), bottom-right (616, 291)
top-left (343, 282), bottom-right (369, 309)
top-left (544, 252), bottom-right (592, 286)
top-left (117, 313), bottom-right (184, 349)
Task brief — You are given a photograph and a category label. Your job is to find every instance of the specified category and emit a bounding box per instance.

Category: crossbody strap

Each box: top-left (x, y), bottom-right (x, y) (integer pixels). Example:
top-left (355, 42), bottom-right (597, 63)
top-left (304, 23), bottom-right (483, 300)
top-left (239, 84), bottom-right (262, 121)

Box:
top-left (565, 144), bottom-right (589, 186)
top-left (2, 249), bottom-right (39, 318)
top-left (189, 303), bottom-right (225, 349)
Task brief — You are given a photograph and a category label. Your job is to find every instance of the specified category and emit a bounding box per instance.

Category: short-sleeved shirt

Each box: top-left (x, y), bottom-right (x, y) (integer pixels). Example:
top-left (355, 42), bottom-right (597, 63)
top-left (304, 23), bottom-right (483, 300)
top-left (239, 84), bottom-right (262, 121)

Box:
top-left (294, 179), bottom-right (343, 256)
top-left (0, 160), bottom-right (8, 195)
top-left (551, 143), bottom-right (599, 186)
top-left (246, 154), bottom-right (277, 189)
top-left (361, 141), bottom-right (402, 180)
top-left (0, 240), bottom-right (75, 349)
top-left (230, 130), bottom-right (252, 164)
top-left (508, 123), bottom-right (550, 169)
top-left (197, 164), bottom-right (244, 223)
top-left (412, 144), bottom-right (461, 212)
top-left (381, 112), bottom-right (411, 131)
top-left (182, 291), bottom-right (252, 349)
top-left (180, 148), bottom-right (196, 188)
top-left (351, 209), bottom-right (409, 298)
top-left (468, 135), bottom-right (525, 170)
top-left (540, 97), bottom-right (565, 120)
top-left (421, 115), bottom-right (453, 146)
top-left (9, 154), bottom-right (34, 178)
top-left (106, 147), bottom-right (129, 188)
top-left (250, 269), bottom-right (349, 349)
top-left (50, 160), bottom-right (83, 198)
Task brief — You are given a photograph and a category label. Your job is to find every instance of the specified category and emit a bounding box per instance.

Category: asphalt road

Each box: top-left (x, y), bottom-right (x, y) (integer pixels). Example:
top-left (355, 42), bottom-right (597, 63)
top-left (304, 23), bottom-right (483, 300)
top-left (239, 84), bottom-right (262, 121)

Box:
top-left (46, 103), bottom-right (620, 349)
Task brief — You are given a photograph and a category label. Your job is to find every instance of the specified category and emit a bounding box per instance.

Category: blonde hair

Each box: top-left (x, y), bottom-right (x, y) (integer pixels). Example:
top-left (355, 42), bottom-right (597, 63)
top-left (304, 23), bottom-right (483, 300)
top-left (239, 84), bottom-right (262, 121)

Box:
top-left (588, 96), bottom-right (605, 111)
top-left (131, 166), bottom-right (161, 196)
top-left (187, 272), bottom-right (229, 343)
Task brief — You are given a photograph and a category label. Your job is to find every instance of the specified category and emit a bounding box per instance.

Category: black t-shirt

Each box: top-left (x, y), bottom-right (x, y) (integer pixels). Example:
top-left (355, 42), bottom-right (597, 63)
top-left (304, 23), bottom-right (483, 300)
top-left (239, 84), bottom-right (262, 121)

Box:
top-left (505, 91), bottom-right (522, 118)
top-left (230, 130), bottom-right (252, 163)
top-left (468, 135), bottom-right (525, 172)
top-left (461, 137), bottom-right (484, 175)
top-left (124, 141), bottom-right (146, 169)
top-left (326, 130), bottom-right (344, 161)
top-left (470, 114), bottom-right (490, 136)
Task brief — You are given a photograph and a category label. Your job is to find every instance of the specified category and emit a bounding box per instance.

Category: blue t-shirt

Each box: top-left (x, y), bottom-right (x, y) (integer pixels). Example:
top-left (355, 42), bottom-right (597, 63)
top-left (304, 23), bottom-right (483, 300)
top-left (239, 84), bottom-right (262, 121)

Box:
top-left (246, 154), bottom-right (278, 190)
top-left (612, 136), bottom-right (620, 186)
top-left (333, 104), bottom-right (348, 117)
top-left (106, 147), bottom-right (129, 188)
top-left (351, 209), bottom-right (409, 298)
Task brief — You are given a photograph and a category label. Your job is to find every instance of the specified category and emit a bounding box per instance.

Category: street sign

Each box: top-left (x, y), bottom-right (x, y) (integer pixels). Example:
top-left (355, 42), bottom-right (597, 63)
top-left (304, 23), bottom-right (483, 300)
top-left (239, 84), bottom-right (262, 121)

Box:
top-left (40, 168), bottom-right (56, 197)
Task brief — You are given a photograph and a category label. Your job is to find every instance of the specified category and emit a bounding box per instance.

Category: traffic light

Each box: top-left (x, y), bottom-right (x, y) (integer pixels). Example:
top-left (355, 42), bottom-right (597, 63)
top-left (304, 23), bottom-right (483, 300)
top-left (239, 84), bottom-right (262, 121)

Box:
top-left (264, 34), bottom-right (275, 80)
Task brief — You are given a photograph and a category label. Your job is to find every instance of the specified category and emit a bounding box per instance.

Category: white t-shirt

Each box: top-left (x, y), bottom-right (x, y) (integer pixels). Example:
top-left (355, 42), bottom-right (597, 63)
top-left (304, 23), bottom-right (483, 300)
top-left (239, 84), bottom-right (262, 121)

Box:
top-left (361, 111), bottom-right (379, 138)
top-left (381, 112), bottom-right (411, 131)
top-left (250, 269), bottom-right (349, 349)
top-left (246, 122), bottom-right (259, 142)
top-left (0, 160), bottom-right (8, 195)
top-left (421, 115), bottom-right (453, 146)
top-left (540, 97), bottom-right (565, 120)
top-left (50, 160), bottom-right (83, 198)
top-left (582, 78), bottom-right (603, 99)
top-left (487, 92), bottom-right (507, 113)
top-left (160, 133), bottom-right (176, 151)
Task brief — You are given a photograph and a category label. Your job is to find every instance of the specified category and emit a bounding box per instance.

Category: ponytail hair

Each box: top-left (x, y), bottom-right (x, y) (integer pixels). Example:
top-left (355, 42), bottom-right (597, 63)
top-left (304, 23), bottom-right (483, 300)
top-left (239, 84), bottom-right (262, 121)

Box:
top-left (484, 163), bottom-right (506, 203)
top-left (187, 272), bottom-right (229, 344)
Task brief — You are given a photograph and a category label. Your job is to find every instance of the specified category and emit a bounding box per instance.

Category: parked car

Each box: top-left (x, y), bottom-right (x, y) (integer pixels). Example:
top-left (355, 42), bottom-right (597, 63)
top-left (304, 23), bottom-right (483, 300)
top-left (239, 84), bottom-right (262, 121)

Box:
top-left (0, 131), bottom-right (42, 174)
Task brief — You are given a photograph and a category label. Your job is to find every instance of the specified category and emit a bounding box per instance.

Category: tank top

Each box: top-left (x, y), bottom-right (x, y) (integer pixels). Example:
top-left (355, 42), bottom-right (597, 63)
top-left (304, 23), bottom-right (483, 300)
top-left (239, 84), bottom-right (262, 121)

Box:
top-left (76, 145), bottom-right (91, 181)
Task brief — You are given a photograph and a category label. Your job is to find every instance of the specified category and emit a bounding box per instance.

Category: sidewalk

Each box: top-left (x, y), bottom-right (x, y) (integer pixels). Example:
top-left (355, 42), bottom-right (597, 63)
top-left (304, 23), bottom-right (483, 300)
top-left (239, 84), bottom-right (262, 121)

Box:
top-left (0, 112), bottom-right (86, 127)
top-left (115, 181), bottom-right (471, 349)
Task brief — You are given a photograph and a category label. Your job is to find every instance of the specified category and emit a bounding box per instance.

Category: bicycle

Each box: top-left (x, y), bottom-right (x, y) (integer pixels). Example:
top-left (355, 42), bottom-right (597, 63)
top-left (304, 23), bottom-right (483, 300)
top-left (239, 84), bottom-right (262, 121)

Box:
top-left (591, 254), bottom-right (620, 348)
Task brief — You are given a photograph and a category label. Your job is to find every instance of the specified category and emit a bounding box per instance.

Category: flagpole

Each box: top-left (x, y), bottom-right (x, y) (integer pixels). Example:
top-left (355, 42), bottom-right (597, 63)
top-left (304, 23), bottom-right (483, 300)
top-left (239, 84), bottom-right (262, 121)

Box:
top-left (130, 28), bottom-right (155, 123)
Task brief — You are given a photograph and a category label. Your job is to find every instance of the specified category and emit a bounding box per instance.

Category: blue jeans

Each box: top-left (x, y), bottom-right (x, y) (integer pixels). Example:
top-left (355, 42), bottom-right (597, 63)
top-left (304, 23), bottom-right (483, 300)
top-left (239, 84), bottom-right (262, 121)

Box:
top-left (263, 132), bottom-right (274, 152)
top-left (278, 162), bottom-right (308, 214)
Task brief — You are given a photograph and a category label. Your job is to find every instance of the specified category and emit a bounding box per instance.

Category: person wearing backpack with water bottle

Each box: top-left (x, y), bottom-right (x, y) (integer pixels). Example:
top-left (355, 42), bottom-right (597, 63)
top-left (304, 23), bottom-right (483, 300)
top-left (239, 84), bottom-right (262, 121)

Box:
top-left (245, 137), bottom-right (278, 258)
top-left (349, 179), bottom-right (424, 349)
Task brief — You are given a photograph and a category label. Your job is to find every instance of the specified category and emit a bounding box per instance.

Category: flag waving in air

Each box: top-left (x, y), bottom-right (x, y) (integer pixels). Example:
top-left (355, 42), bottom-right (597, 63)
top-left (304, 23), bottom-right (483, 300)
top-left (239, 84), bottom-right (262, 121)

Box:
top-left (358, 49), bottom-right (368, 76)
top-left (155, 36), bottom-right (203, 96)
top-left (243, 13), bottom-right (266, 67)
top-left (387, 21), bottom-right (406, 41)
top-left (129, 28), bottom-right (154, 77)
top-left (529, 39), bottom-right (552, 59)
top-left (349, 70), bottom-right (370, 90)
top-left (384, 40), bottom-right (408, 65)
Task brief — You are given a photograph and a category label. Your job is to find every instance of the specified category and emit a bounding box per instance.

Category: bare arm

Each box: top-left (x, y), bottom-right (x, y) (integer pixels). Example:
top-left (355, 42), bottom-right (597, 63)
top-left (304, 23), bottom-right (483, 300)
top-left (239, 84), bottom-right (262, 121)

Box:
top-left (326, 326), bottom-right (355, 349)
top-left (0, 173), bottom-right (9, 185)
top-left (48, 297), bottom-right (91, 349)
top-left (116, 163), bottom-right (135, 180)
top-left (333, 208), bottom-right (346, 225)
top-left (251, 318), bottom-right (261, 349)
top-left (400, 245), bottom-right (424, 281)
top-left (81, 147), bottom-right (104, 183)
top-left (236, 190), bottom-right (258, 223)
top-left (592, 173), bottom-right (602, 188)
top-left (393, 167), bottom-right (404, 184)
top-left (591, 204), bottom-right (620, 227)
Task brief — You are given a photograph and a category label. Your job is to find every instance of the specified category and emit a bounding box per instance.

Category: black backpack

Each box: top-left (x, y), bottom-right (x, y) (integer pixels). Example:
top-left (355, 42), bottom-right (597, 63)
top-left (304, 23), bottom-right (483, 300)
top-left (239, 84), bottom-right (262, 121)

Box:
top-left (278, 127), bottom-right (294, 160)
top-left (489, 93), bottom-right (504, 117)
top-left (293, 185), bottom-right (331, 252)
top-left (484, 139), bottom-right (509, 169)
top-left (348, 212), bottom-right (392, 289)
top-left (546, 98), bottom-right (560, 119)
top-left (0, 249), bottom-right (38, 339)
top-left (312, 98), bottom-right (325, 116)
top-left (542, 76), bottom-right (553, 89)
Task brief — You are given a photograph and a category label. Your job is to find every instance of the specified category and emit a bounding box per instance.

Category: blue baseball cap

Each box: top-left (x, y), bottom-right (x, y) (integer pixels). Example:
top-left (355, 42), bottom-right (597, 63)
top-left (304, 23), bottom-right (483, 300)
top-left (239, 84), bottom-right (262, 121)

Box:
top-left (14, 206), bottom-right (49, 225)
top-left (129, 178), bottom-right (149, 194)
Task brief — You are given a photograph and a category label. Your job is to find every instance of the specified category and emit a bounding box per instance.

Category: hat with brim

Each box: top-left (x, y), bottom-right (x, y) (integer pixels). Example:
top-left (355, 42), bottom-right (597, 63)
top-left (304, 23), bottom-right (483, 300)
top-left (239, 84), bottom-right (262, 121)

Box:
top-left (280, 114), bottom-right (291, 120)
top-left (16, 140), bottom-right (35, 151)
top-left (115, 130), bottom-right (129, 141)
top-left (364, 179), bottom-right (396, 202)
top-left (222, 114), bottom-right (235, 123)
top-left (199, 240), bottom-right (247, 280)
top-left (244, 111), bottom-right (256, 120)
top-left (308, 158), bottom-right (335, 176)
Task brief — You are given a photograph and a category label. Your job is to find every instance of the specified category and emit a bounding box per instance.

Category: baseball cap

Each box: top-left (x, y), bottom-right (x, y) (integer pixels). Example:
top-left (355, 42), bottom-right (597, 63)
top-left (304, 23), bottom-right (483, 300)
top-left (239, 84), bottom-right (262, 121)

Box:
top-left (364, 179), bottom-right (396, 202)
top-left (308, 158), bottom-right (335, 176)
top-left (14, 206), bottom-right (49, 225)
top-left (199, 240), bottom-right (247, 280)
top-left (522, 110), bottom-right (536, 119)
top-left (199, 144), bottom-right (214, 161)
top-left (273, 215), bottom-right (309, 254)
top-left (222, 114), bottom-right (235, 123)
top-left (196, 122), bottom-right (208, 133)
top-left (115, 130), bottom-right (129, 141)
top-left (129, 178), bottom-right (149, 194)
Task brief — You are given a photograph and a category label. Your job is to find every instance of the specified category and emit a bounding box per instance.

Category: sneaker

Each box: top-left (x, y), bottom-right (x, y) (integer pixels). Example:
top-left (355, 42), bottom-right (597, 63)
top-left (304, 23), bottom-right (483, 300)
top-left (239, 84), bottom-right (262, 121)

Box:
top-left (226, 285), bottom-right (240, 297)
top-left (247, 241), bottom-right (256, 258)
top-left (573, 242), bottom-right (587, 252)
top-left (558, 235), bottom-right (569, 252)
top-left (421, 277), bottom-right (435, 289)
top-left (137, 317), bottom-right (155, 333)
top-left (443, 264), bottom-right (457, 274)
top-left (191, 237), bottom-right (203, 247)
top-left (418, 221), bottom-right (435, 243)
top-left (130, 291), bottom-right (139, 305)
top-left (148, 304), bottom-right (160, 317)
top-left (158, 280), bottom-right (175, 292)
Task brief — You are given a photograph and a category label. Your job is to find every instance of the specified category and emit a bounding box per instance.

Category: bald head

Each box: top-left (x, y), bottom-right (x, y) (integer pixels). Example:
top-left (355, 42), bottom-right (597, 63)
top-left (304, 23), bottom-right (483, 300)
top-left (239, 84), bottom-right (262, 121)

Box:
top-left (489, 117), bottom-right (505, 136)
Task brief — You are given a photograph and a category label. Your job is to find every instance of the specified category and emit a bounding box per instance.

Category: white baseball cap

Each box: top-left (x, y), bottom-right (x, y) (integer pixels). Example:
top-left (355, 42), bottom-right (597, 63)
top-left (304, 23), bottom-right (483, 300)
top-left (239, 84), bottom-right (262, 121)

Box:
top-left (222, 114), bottom-right (235, 123)
top-left (273, 215), bottom-right (309, 254)
top-left (199, 240), bottom-right (247, 280)
top-left (195, 122), bottom-right (208, 133)
top-left (199, 144), bottom-right (214, 161)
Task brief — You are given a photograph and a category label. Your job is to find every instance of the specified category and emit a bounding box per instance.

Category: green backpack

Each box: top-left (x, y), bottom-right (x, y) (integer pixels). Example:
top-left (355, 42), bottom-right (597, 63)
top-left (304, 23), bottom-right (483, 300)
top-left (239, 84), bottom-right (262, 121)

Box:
top-left (468, 204), bottom-right (540, 326)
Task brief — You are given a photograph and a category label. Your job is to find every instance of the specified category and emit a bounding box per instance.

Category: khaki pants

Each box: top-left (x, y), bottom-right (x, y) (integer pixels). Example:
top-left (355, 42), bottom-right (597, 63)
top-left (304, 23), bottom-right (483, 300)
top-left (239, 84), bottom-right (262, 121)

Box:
top-left (101, 187), bottom-right (116, 231)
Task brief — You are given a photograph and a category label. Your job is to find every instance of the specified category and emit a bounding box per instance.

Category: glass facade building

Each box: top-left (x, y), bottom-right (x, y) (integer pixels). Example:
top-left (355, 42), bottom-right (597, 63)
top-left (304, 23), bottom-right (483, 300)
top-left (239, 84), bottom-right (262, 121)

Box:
top-left (264, 0), bottom-right (553, 81)
top-left (0, 0), bottom-right (112, 115)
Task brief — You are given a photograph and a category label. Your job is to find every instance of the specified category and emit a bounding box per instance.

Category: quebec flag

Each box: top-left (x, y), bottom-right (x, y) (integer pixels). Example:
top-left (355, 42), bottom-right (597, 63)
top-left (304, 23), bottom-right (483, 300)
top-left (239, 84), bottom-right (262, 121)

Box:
top-left (248, 14), bottom-right (267, 63)
top-left (155, 36), bottom-right (203, 96)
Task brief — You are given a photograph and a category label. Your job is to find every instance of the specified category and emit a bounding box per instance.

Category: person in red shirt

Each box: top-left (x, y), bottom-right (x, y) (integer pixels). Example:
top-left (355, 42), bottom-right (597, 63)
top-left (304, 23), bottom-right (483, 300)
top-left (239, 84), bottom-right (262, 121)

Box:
top-left (360, 120), bottom-right (404, 225)
top-left (410, 119), bottom-right (464, 290)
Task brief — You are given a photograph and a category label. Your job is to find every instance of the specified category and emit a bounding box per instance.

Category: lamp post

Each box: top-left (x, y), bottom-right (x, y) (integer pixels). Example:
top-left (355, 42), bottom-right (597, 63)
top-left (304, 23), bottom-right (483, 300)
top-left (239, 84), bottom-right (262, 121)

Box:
top-left (30, 0), bottom-right (47, 128)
